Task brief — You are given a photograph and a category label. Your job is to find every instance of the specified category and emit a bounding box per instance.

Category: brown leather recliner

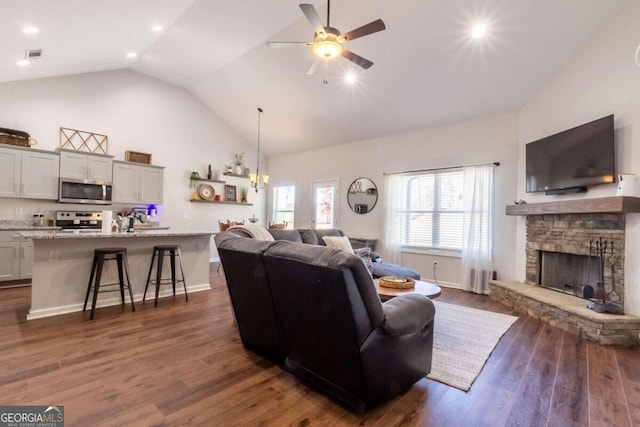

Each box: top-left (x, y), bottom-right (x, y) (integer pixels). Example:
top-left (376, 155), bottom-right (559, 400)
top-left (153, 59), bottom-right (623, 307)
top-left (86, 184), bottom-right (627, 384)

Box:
top-left (214, 231), bottom-right (435, 412)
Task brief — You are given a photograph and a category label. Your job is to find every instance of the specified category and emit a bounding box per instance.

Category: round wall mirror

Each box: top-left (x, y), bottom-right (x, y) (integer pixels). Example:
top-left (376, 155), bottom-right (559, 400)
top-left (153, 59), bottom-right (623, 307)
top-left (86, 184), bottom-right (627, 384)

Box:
top-left (347, 177), bottom-right (378, 214)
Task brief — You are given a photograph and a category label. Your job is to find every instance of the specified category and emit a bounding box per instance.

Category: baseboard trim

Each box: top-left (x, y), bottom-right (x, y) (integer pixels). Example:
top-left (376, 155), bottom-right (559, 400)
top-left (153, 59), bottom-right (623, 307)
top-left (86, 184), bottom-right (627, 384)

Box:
top-left (419, 278), bottom-right (461, 289)
top-left (26, 283), bottom-right (212, 320)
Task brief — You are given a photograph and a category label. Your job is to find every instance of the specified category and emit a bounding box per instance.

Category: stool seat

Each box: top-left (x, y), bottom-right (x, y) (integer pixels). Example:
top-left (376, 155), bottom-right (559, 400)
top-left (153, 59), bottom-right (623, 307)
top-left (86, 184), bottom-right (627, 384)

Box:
top-left (95, 247), bottom-right (128, 254)
top-left (144, 245), bottom-right (188, 307)
top-left (83, 247), bottom-right (135, 320)
top-left (153, 244), bottom-right (180, 251)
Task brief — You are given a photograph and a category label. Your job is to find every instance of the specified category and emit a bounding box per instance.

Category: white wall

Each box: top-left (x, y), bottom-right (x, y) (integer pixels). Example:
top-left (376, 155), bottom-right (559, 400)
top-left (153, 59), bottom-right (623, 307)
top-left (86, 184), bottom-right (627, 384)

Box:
top-left (516, 0), bottom-right (640, 278)
top-left (269, 112), bottom-right (519, 286)
top-left (0, 69), bottom-right (267, 259)
top-left (515, 1), bottom-right (640, 314)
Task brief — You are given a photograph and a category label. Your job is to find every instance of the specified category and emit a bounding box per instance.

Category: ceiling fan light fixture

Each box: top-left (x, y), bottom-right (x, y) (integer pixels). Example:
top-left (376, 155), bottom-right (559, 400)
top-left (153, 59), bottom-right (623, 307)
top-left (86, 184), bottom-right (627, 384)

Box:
top-left (313, 37), bottom-right (343, 59)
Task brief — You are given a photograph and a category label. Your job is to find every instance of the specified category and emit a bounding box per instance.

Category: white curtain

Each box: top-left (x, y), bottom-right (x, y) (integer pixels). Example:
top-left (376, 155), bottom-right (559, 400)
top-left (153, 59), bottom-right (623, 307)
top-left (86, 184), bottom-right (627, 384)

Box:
top-left (461, 164), bottom-right (494, 294)
top-left (383, 173), bottom-right (404, 266)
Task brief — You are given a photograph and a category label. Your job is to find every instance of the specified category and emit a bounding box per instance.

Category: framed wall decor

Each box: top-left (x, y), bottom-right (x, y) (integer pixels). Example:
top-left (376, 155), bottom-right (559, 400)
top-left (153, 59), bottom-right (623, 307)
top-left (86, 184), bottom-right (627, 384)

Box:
top-left (225, 184), bottom-right (237, 202)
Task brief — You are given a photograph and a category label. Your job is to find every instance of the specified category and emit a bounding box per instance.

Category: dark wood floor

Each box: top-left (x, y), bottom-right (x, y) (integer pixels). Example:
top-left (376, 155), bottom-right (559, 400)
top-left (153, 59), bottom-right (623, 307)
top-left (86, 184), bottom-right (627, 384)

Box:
top-left (1, 265), bottom-right (638, 426)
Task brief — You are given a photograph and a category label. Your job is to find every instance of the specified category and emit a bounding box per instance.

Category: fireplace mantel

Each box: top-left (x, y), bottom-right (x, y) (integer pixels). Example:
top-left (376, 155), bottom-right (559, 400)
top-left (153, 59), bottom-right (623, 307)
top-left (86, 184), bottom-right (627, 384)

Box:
top-left (506, 196), bottom-right (640, 216)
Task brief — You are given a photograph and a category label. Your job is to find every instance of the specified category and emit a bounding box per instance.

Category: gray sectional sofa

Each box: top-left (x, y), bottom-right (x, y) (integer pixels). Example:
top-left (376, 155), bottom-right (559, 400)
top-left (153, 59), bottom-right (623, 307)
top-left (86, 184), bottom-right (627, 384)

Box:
top-left (266, 228), bottom-right (421, 279)
top-left (215, 230), bottom-right (436, 412)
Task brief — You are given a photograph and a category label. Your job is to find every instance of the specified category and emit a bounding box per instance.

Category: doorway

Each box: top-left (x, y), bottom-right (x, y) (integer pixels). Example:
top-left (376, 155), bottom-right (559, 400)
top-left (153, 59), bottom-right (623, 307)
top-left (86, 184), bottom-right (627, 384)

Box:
top-left (311, 180), bottom-right (339, 229)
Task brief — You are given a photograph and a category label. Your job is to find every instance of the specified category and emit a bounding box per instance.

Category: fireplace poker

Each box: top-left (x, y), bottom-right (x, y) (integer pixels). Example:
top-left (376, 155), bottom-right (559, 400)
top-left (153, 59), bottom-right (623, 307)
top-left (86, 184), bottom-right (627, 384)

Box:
top-left (593, 238), bottom-right (606, 302)
top-left (607, 248), bottom-right (621, 303)
top-left (584, 240), bottom-right (594, 298)
top-left (586, 241), bottom-right (593, 284)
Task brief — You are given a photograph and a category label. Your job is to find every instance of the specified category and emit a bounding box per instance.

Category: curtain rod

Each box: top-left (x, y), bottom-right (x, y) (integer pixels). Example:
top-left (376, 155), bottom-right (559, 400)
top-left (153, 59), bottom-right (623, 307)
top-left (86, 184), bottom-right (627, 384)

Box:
top-left (383, 161), bottom-right (500, 176)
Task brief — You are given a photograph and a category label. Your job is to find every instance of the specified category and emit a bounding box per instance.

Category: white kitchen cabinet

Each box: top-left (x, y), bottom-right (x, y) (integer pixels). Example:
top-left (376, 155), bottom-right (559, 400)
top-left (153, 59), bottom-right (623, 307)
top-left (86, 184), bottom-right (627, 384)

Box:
top-left (0, 146), bottom-right (59, 200)
top-left (59, 149), bottom-right (113, 182)
top-left (0, 232), bottom-right (32, 282)
top-left (112, 161), bottom-right (164, 204)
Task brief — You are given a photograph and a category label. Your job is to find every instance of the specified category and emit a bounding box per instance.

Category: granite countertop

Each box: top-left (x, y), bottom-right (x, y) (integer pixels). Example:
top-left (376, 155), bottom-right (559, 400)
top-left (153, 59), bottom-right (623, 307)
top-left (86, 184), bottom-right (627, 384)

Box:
top-left (0, 220), bottom-right (61, 231)
top-left (19, 229), bottom-right (214, 240)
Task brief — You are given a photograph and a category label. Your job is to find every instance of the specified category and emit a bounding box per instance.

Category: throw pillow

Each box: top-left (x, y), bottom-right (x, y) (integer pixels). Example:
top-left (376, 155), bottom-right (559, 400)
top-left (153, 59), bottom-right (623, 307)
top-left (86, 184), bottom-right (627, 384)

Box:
top-left (322, 236), bottom-right (354, 253)
top-left (353, 247), bottom-right (374, 274)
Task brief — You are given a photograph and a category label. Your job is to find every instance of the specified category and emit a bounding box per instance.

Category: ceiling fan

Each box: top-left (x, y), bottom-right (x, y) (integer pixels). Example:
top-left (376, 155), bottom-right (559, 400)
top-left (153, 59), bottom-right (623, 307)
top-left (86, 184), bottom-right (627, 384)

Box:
top-left (267, 1), bottom-right (386, 75)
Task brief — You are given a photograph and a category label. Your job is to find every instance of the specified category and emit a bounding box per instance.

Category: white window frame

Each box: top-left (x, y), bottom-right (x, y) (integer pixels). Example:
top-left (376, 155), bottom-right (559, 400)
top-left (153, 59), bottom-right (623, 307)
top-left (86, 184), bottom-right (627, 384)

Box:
top-left (400, 168), bottom-right (464, 255)
top-left (272, 185), bottom-right (296, 228)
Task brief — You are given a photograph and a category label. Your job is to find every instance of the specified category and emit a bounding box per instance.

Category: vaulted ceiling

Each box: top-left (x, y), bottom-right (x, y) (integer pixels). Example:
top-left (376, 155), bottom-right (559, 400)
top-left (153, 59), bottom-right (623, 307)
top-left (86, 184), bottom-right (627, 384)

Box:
top-left (1, 0), bottom-right (628, 155)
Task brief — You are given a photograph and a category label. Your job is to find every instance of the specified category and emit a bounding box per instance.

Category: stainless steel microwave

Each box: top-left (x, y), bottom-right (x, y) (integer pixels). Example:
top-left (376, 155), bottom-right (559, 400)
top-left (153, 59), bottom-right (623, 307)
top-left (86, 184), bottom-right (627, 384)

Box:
top-left (58, 179), bottom-right (112, 205)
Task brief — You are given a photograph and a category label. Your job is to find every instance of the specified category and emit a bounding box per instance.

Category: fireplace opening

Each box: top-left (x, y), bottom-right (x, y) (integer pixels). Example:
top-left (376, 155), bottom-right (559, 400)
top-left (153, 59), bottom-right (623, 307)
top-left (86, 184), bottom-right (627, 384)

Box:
top-left (539, 251), bottom-right (600, 298)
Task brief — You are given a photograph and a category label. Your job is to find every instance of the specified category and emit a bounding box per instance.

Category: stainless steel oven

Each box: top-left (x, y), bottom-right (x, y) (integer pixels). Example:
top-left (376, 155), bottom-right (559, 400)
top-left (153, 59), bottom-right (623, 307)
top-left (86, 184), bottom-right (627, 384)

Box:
top-left (58, 179), bottom-right (112, 205)
top-left (55, 211), bottom-right (103, 231)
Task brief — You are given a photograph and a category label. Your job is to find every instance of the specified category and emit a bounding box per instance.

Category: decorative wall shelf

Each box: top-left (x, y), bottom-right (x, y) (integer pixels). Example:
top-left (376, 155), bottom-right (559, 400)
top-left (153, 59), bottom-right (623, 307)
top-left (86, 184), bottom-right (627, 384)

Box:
top-left (195, 178), bottom-right (226, 184)
top-left (190, 199), bottom-right (253, 206)
top-left (223, 172), bottom-right (249, 179)
top-left (506, 196), bottom-right (640, 216)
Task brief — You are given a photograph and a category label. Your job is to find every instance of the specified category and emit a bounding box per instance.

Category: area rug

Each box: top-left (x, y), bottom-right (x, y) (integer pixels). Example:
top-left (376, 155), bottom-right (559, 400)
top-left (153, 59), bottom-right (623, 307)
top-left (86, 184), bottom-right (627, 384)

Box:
top-left (426, 301), bottom-right (518, 391)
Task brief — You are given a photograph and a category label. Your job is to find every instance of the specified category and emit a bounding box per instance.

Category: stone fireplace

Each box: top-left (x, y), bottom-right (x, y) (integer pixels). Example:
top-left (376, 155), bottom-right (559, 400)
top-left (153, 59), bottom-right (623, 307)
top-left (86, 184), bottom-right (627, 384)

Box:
top-left (490, 196), bottom-right (640, 345)
top-left (525, 213), bottom-right (625, 302)
top-left (538, 251), bottom-right (600, 297)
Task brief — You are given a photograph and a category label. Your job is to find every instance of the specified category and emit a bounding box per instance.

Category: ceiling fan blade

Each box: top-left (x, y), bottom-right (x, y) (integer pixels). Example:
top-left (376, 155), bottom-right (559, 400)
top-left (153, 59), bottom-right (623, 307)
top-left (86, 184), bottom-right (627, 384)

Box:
top-left (341, 19), bottom-right (386, 42)
top-left (267, 41), bottom-right (312, 48)
top-left (306, 58), bottom-right (321, 75)
top-left (299, 4), bottom-right (326, 37)
top-left (342, 49), bottom-right (373, 69)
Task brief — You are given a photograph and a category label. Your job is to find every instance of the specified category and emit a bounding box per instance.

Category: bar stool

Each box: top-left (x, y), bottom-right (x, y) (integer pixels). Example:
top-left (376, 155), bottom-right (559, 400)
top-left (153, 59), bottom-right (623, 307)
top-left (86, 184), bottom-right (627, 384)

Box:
top-left (143, 245), bottom-right (188, 307)
top-left (83, 247), bottom-right (136, 320)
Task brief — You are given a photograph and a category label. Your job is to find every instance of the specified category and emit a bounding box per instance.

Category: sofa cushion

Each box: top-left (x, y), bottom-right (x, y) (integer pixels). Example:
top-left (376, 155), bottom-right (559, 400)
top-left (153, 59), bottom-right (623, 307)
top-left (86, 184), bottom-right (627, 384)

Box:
top-left (263, 241), bottom-right (384, 330)
top-left (322, 235), bottom-right (354, 253)
top-left (268, 229), bottom-right (303, 243)
top-left (313, 229), bottom-right (345, 245)
top-left (298, 229), bottom-right (319, 245)
top-left (371, 262), bottom-right (421, 280)
top-left (353, 247), bottom-right (374, 274)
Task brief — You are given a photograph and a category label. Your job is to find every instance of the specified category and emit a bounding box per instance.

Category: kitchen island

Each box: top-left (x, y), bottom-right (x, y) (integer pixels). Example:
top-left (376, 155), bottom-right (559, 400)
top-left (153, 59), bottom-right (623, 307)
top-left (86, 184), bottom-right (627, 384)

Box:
top-left (19, 229), bottom-right (214, 320)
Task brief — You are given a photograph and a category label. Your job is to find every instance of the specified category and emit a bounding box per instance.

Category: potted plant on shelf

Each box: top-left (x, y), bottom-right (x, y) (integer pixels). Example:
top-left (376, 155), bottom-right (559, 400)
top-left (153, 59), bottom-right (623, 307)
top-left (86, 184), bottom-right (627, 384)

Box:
top-left (234, 153), bottom-right (244, 175)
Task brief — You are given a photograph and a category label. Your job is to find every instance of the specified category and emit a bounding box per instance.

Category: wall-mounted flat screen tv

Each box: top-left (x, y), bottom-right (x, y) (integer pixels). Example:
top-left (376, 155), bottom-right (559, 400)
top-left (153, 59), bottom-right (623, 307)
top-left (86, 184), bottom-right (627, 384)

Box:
top-left (526, 115), bottom-right (615, 195)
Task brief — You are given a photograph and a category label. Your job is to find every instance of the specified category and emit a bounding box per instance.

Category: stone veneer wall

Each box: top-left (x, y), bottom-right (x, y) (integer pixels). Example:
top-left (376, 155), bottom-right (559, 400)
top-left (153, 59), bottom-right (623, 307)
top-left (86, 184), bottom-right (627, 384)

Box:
top-left (490, 281), bottom-right (640, 346)
top-left (526, 214), bottom-right (625, 303)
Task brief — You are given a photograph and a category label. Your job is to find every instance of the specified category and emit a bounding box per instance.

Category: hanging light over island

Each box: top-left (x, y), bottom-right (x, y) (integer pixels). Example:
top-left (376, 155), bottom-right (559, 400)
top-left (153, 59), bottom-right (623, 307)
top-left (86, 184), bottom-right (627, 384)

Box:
top-left (249, 107), bottom-right (269, 192)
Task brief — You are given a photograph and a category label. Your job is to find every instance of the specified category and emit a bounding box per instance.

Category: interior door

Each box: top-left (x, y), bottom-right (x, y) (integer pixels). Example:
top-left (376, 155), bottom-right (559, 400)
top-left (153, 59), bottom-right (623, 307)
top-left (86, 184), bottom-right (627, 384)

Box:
top-left (312, 180), bottom-right (339, 229)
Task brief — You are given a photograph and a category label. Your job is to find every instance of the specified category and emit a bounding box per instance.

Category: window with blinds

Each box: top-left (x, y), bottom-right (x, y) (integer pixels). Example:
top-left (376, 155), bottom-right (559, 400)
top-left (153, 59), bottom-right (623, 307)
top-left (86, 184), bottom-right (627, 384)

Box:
top-left (272, 185), bottom-right (295, 228)
top-left (401, 169), bottom-right (464, 251)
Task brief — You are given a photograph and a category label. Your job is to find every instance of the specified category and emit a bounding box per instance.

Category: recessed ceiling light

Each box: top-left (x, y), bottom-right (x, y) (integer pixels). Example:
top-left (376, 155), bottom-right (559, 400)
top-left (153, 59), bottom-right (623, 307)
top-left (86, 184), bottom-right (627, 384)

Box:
top-left (126, 52), bottom-right (138, 59)
top-left (21, 26), bottom-right (39, 34)
top-left (17, 59), bottom-right (30, 67)
top-left (344, 73), bottom-right (357, 84)
top-left (471, 22), bottom-right (487, 39)
top-left (152, 25), bottom-right (164, 32)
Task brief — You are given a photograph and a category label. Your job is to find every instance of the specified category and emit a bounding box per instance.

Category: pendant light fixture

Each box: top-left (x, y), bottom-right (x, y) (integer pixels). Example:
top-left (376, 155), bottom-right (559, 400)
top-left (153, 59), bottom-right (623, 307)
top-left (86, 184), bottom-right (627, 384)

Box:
top-left (249, 107), bottom-right (269, 192)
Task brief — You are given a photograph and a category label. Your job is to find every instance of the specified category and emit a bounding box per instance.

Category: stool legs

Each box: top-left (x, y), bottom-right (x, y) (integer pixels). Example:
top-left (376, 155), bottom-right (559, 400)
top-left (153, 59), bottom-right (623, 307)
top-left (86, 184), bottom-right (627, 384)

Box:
top-left (170, 249), bottom-right (176, 296)
top-left (122, 253), bottom-right (135, 312)
top-left (83, 253), bottom-right (99, 312)
top-left (154, 248), bottom-right (164, 307)
top-left (90, 253), bottom-right (105, 320)
top-left (177, 248), bottom-right (188, 301)
top-left (143, 249), bottom-right (157, 302)
top-left (144, 246), bottom-right (188, 307)
top-left (83, 249), bottom-right (135, 320)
